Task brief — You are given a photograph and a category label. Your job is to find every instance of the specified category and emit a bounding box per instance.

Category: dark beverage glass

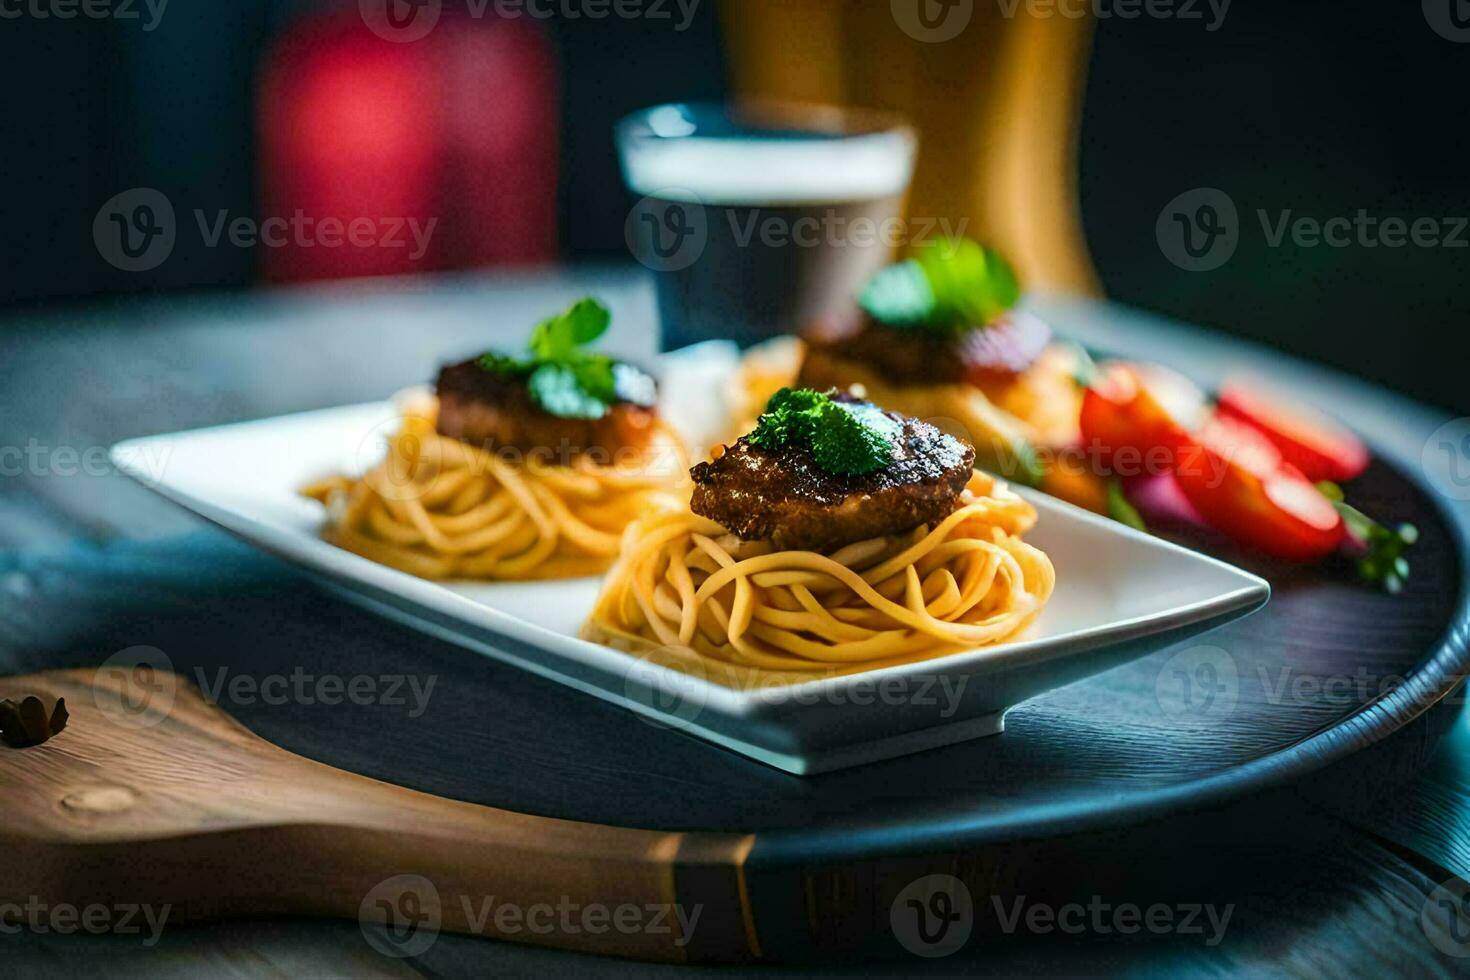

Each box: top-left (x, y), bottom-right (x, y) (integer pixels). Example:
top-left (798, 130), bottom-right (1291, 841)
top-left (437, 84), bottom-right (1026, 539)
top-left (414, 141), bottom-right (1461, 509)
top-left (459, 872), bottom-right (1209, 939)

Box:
top-left (617, 103), bottom-right (916, 351)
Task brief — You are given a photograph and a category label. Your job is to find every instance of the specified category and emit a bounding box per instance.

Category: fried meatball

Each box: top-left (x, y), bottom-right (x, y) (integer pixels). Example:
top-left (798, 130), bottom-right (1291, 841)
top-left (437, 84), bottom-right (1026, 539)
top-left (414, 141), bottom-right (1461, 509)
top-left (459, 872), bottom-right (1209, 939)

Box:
top-left (435, 358), bottom-right (657, 461)
top-left (690, 406), bottom-right (974, 551)
top-left (799, 311), bottom-right (1052, 389)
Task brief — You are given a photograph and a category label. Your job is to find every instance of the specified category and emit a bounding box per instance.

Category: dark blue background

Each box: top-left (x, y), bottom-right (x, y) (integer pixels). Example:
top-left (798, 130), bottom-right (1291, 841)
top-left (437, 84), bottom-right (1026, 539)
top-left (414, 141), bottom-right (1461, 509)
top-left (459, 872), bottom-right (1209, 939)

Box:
top-left (0, 1), bottom-right (1464, 413)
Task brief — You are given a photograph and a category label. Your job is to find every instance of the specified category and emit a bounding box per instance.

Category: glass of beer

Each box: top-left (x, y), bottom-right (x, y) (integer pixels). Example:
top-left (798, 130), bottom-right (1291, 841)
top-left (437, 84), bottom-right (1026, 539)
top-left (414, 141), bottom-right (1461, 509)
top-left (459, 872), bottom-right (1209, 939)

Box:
top-left (617, 102), bottom-right (916, 351)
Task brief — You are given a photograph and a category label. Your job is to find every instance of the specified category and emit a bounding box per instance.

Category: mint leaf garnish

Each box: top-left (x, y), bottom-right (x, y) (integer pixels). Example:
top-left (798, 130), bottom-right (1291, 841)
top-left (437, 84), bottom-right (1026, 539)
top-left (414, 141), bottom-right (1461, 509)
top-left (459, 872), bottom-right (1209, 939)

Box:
top-left (860, 239), bottom-right (1021, 335)
top-left (529, 298), bottom-right (611, 362)
top-left (748, 388), bottom-right (896, 475)
top-left (476, 298), bottom-right (651, 419)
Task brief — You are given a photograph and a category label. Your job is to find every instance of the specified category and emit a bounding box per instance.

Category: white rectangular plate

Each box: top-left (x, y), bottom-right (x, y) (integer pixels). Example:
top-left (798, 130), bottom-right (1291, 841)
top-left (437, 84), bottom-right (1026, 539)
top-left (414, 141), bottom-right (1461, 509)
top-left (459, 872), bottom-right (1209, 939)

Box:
top-left (111, 345), bottom-right (1269, 774)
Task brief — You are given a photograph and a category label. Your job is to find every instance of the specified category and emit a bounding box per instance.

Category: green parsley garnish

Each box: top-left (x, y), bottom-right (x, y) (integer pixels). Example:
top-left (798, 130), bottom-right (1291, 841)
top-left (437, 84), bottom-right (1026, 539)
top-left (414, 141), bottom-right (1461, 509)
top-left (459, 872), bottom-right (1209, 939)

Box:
top-left (1106, 478), bottom-right (1148, 533)
top-left (859, 239), bottom-right (1021, 336)
top-left (1317, 482), bottom-right (1419, 593)
top-left (747, 388), bottom-right (899, 476)
top-left (476, 298), bottom-right (653, 420)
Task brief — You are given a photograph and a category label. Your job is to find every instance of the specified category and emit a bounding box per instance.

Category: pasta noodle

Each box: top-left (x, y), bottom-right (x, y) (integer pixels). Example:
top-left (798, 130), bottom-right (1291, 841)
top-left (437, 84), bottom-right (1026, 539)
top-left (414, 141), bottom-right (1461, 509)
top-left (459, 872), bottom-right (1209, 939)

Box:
top-left (581, 471), bottom-right (1054, 678)
top-left (302, 398), bottom-right (690, 581)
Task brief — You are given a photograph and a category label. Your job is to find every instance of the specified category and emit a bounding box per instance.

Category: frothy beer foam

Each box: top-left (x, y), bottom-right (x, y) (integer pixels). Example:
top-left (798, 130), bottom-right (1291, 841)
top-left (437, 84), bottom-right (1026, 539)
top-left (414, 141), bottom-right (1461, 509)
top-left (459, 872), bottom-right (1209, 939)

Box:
top-left (621, 133), bottom-right (915, 206)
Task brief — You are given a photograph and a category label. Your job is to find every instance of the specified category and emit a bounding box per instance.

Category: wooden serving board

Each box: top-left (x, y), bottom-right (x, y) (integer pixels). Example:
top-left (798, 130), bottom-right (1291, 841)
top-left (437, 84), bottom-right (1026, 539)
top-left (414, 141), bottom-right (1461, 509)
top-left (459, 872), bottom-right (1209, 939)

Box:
top-left (1, 668), bottom-right (758, 964)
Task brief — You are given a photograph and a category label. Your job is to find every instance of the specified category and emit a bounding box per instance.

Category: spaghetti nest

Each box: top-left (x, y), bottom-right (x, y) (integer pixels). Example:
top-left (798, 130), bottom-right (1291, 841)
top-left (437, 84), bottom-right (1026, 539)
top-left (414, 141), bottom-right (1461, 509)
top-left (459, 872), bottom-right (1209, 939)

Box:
top-left (302, 400), bottom-right (690, 581)
top-left (581, 471), bottom-right (1054, 675)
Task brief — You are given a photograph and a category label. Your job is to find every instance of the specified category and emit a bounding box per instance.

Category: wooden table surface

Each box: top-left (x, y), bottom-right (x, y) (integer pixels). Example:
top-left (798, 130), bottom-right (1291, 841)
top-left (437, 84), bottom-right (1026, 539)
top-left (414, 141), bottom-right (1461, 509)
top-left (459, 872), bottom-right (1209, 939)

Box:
top-left (3, 268), bottom-right (1469, 977)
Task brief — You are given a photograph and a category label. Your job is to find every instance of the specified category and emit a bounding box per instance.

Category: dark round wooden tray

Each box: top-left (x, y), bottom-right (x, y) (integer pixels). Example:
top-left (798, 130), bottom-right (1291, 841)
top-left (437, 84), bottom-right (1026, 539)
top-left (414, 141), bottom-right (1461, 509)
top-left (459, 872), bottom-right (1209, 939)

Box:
top-left (71, 449), bottom-right (1454, 847)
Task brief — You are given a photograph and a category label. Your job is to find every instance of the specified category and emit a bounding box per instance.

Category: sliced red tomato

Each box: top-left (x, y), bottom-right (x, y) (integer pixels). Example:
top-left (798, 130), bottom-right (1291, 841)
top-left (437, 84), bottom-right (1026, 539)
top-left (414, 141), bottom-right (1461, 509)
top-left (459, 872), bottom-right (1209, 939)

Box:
top-left (1216, 380), bottom-right (1368, 482)
top-left (1174, 415), bottom-right (1345, 560)
top-left (1079, 362), bottom-right (1206, 478)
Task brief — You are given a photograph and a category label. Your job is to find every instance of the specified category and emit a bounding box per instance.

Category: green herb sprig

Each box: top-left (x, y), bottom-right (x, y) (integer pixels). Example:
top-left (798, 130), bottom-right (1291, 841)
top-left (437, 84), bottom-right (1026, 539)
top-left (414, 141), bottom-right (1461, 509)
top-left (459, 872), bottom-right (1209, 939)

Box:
top-left (1317, 482), bottom-right (1419, 593)
top-left (1106, 478), bottom-right (1148, 533)
top-left (477, 298), bottom-right (654, 419)
top-left (747, 388), bottom-right (899, 476)
top-left (859, 239), bottom-right (1021, 336)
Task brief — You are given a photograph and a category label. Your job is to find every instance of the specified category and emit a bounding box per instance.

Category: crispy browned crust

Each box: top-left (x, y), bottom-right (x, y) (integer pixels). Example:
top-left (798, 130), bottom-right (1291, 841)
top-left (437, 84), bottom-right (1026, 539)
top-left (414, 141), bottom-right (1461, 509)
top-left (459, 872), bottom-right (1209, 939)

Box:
top-left (799, 311), bottom-right (1051, 388)
top-left (435, 359), bottom-right (657, 461)
top-left (689, 409), bottom-right (975, 552)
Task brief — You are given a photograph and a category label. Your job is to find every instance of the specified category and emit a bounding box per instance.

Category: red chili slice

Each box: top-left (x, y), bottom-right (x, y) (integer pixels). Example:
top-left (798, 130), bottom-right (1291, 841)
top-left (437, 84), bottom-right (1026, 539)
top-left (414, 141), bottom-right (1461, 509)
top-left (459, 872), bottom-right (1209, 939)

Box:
top-left (1216, 380), bottom-right (1369, 482)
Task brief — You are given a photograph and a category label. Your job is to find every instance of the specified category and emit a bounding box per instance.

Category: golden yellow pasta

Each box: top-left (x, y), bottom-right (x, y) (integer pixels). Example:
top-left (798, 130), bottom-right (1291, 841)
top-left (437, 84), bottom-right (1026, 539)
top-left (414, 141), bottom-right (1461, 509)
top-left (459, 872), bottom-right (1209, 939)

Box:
top-left (302, 399), bottom-right (689, 581)
top-left (581, 471), bottom-right (1054, 677)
